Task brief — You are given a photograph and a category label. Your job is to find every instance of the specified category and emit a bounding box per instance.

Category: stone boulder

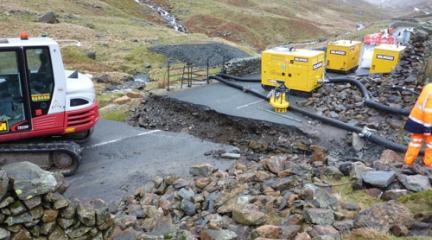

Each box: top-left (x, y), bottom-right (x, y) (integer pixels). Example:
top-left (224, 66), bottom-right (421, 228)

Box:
top-left (0, 228), bottom-right (10, 240)
top-left (304, 184), bottom-right (337, 209)
top-left (378, 150), bottom-right (403, 165)
top-left (381, 149), bottom-right (402, 161)
top-left (399, 174), bottom-right (431, 192)
top-left (354, 202), bottom-right (413, 232)
top-left (252, 225), bottom-right (282, 239)
top-left (200, 229), bottom-right (237, 240)
top-left (304, 208), bottom-right (335, 225)
top-left (261, 155), bottom-right (287, 174)
top-left (0, 171), bottom-right (8, 200)
top-left (232, 204), bottom-right (266, 226)
top-left (190, 164), bottom-right (216, 177)
top-left (350, 162), bottom-right (373, 180)
top-left (309, 225), bottom-right (340, 240)
top-left (381, 189), bottom-right (408, 201)
top-left (361, 171), bottom-right (396, 189)
top-left (3, 162), bottom-right (57, 200)
top-left (38, 11), bottom-right (59, 24)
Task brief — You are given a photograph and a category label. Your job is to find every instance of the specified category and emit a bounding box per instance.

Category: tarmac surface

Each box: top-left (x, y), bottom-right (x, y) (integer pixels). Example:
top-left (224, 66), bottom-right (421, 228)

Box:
top-left (65, 120), bottom-right (234, 202)
top-left (168, 81), bottom-right (348, 147)
top-left (169, 81), bottom-right (302, 127)
top-left (66, 71), bottom-right (366, 202)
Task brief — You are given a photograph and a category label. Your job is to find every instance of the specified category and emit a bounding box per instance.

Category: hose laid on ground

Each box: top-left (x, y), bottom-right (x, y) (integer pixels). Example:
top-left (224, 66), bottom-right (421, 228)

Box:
top-left (218, 74), bottom-right (412, 116)
top-left (210, 75), bottom-right (408, 153)
top-left (324, 77), bottom-right (371, 99)
top-left (364, 100), bottom-right (410, 116)
top-left (391, 85), bottom-right (420, 96)
top-left (217, 73), bottom-right (261, 82)
top-left (326, 77), bottom-right (411, 116)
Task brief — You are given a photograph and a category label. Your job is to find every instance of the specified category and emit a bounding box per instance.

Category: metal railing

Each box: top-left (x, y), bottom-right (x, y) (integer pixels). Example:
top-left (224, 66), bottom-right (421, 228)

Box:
top-left (163, 57), bottom-right (226, 91)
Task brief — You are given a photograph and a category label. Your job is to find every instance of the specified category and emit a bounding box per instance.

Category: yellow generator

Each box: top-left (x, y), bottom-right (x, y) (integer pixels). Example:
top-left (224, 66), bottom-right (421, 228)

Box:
top-left (326, 40), bottom-right (362, 72)
top-left (370, 44), bottom-right (406, 74)
top-left (261, 47), bottom-right (325, 93)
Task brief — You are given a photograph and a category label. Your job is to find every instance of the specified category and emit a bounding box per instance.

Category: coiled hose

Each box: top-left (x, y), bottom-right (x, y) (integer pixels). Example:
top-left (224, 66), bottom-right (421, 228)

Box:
top-left (210, 75), bottom-right (408, 153)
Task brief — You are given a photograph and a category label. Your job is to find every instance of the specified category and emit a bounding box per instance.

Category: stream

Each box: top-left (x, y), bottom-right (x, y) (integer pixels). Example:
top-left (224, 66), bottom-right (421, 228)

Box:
top-left (135, 0), bottom-right (187, 33)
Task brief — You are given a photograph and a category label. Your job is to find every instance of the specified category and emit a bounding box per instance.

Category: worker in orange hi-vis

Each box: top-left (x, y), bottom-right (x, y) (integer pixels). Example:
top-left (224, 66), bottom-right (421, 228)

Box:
top-left (404, 83), bottom-right (432, 168)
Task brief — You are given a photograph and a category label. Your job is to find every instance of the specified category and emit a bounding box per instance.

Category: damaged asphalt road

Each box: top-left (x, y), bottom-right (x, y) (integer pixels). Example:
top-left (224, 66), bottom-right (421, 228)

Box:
top-left (167, 81), bottom-right (352, 152)
top-left (65, 120), bottom-right (235, 202)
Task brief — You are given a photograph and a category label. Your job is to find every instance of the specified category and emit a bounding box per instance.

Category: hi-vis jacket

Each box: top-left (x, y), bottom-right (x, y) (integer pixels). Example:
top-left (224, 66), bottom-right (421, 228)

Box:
top-left (405, 83), bottom-right (432, 134)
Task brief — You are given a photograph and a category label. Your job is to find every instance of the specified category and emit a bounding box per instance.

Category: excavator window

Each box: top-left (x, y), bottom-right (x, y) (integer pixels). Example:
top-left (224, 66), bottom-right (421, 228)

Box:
top-left (25, 47), bottom-right (54, 117)
top-left (0, 50), bottom-right (26, 132)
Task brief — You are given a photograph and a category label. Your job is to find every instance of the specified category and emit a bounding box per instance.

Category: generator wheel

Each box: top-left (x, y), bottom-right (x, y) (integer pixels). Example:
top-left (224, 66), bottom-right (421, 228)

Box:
top-left (52, 152), bottom-right (80, 176)
top-left (261, 84), bottom-right (274, 92)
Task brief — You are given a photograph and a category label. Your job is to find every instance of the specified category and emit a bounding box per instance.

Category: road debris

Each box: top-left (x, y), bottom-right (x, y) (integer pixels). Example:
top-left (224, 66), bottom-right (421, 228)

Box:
top-left (110, 149), bottom-right (431, 239)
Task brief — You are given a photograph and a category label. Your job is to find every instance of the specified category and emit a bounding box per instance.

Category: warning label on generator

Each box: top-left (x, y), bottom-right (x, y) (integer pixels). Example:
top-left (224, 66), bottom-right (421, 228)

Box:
top-left (0, 121), bottom-right (8, 132)
top-left (313, 62), bottom-right (323, 70)
top-left (330, 50), bottom-right (347, 56)
top-left (31, 93), bottom-right (51, 102)
top-left (376, 54), bottom-right (395, 61)
top-left (294, 57), bottom-right (308, 63)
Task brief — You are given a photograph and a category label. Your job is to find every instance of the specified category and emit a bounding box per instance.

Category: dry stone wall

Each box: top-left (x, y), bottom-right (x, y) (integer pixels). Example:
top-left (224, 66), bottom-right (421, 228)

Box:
top-left (0, 162), bottom-right (114, 240)
top-left (223, 56), bottom-right (261, 76)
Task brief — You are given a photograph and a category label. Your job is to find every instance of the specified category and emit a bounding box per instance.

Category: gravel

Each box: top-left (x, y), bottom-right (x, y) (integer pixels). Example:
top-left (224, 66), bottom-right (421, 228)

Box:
top-left (150, 43), bottom-right (249, 66)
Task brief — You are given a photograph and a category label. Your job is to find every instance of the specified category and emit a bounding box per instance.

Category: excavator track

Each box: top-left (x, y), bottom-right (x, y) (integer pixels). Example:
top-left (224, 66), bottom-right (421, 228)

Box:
top-left (0, 141), bottom-right (82, 176)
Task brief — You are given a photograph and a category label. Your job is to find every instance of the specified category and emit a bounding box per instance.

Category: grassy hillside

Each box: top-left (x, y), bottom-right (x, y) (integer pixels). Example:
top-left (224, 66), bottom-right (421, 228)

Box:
top-left (153, 0), bottom-right (387, 49)
top-left (0, 0), bottom-right (251, 77)
top-left (0, 0), bottom-right (392, 79)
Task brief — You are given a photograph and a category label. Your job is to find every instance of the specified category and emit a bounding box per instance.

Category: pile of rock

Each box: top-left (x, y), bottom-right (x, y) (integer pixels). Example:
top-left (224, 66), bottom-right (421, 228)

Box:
top-left (0, 162), bottom-right (114, 240)
top-left (223, 56), bottom-right (261, 76)
top-left (300, 22), bottom-right (432, 145)
top-left (341, 149), bottom-right (431, 195)
top-left (336, 149), bottom-right (432, 236)
top-left (111, 148), bottom-right (431, 239)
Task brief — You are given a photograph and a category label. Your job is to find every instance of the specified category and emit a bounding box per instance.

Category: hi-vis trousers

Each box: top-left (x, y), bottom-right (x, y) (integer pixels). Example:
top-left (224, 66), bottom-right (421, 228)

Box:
top-left (404, 133), bottom-right (432, 167)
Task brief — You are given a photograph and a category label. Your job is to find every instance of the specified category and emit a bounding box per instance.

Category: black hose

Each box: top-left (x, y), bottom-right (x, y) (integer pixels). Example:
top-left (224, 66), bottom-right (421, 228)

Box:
top-left (326, 77), bottom-right (411, 116)
top-left (326, 77), bottom-right (371, 99)
top-left (364, 100), bottom-right (410, 116)
top-left (210, 76), bottom-right (266, 99)
top-left (367, 134), bottom-right (407, 153)
top-left (391, 86), bottom-right (419, 96)
top-left (210, 75), bottom-right (409, 153)
top-left (217, 73), bottom-right (261, 82)
top-left (218, 74), bottom-right (412, 116)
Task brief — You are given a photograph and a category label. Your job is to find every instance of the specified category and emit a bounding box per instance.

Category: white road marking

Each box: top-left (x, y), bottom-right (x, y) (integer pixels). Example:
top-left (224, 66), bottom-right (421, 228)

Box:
top-left (236, 100), bottom-right (264, 110)
top-left (86, 130), bottom-right (162, 149)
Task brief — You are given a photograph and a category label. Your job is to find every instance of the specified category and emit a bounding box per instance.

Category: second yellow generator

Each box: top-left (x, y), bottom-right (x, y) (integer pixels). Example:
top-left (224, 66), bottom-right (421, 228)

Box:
top-left (261, 47), bottom-right (325, 93)
top-left (370, 44), bottom-right (406, 74)
top-left (326, 40), bottom-right (362, 72)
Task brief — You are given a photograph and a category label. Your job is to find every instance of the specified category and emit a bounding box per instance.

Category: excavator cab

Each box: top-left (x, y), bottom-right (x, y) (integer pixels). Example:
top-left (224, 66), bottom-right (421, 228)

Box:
top-left (0, 33), bottom-right (98, 141)
top-left (0, 33), bottom-right (99, 176)
top-left (0, 46), bottom-right (53, 133)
